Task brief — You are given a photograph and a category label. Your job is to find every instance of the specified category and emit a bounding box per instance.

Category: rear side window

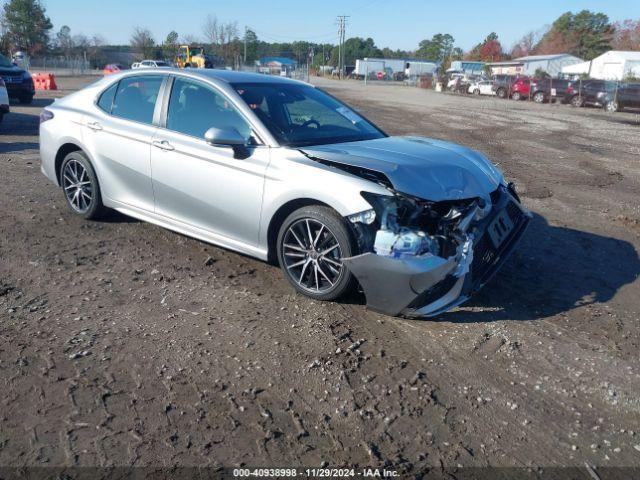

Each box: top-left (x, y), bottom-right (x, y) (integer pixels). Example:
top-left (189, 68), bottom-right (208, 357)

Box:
top-left (112, 75), bottom-right (164, 124)
top-left (97, 83), bottom-right (117, 113)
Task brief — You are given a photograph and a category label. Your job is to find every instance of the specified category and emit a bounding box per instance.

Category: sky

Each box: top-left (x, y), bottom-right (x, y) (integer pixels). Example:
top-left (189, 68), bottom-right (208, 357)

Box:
top-left (44, 0), bottom-right (640, 52)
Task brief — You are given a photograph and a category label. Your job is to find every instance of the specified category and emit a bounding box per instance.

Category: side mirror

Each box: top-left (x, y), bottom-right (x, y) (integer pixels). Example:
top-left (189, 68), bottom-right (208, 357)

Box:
top-left (204, 127), bottom-right (247, 147)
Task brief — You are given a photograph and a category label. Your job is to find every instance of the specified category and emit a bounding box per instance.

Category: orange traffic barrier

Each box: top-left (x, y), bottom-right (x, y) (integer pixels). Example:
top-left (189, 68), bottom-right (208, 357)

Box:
top-left (32, 72), bottom-right (57, 90)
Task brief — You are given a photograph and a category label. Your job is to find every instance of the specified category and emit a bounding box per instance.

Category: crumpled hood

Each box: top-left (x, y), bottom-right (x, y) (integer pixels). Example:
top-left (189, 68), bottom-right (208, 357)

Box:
top-left (301, 136), bottom-right (504, 201)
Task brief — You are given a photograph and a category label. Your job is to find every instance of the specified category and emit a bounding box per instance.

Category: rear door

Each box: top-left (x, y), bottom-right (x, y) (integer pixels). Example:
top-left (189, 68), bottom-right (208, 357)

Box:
top-left (83, 74), bottom-right (166, 212)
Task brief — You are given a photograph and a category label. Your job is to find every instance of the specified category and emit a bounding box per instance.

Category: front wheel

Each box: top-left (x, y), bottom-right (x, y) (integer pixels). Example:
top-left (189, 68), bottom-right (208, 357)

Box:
top-left (60, 151), bottom-right (107, 220)
top-left (277, 205), bottom-right (356, 301)
top-left (496, 88), bottom-right (507, 99)
top-left (512, 91), bottom-right (521, 101)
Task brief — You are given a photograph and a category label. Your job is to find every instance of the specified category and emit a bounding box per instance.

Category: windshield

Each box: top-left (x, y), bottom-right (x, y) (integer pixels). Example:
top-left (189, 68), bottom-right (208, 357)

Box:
top-left (0, 54), bottom-right (13, 67)
top-left (233, 82), bottom-right (386, 147)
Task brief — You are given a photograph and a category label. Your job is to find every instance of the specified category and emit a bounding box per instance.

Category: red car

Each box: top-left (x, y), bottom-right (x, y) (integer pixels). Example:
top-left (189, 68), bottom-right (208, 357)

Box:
top-left (493, 75), bottom-right (531, 100)
top-left (103, 64), bottom-right (124, 75)
top-left (509, 77), bottom-right (531, 100)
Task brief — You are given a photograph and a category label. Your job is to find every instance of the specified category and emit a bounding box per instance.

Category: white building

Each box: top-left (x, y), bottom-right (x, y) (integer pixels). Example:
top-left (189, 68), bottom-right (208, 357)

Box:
top-left (488, 53), bottom-right (583, 77)
top-left (561, 51), bottom-right (640, 80)
top-left (354, 58), bottom-right (438, 77)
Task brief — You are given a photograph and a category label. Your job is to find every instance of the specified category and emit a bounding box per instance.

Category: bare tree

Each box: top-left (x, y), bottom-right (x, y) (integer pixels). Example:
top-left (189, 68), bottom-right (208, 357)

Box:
top-left (202, 14), bottom-right (219, 46)
top-left (181, 34), bottom-right (200, 45)
top-left (72, 34), bottom-right (89, 50)
top-left (130, 26), bottom-right (156, 59)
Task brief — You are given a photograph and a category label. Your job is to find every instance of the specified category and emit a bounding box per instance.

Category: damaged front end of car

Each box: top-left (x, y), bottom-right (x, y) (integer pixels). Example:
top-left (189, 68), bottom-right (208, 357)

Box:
top-left (344, 183), bottom-right (531, 317)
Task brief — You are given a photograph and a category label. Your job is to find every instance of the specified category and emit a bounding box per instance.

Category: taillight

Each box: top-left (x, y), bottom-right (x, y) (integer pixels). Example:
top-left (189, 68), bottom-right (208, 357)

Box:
top-left (39, 109), bottom-right (54, 123)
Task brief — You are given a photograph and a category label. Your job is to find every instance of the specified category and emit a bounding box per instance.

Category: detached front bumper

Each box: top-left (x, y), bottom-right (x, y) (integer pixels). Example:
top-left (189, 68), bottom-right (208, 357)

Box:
top-left (343, 187), bottom-right (531, 317)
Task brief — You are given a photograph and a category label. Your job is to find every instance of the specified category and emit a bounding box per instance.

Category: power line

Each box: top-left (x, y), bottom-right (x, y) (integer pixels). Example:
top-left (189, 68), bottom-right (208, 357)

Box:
top-left (249, 27), bottom-right (337, 42)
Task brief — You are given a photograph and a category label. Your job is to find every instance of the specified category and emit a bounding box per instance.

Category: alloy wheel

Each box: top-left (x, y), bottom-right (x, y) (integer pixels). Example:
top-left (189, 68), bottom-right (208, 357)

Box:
top-left (281, 218), bottom-right (344, 294)
top-left (62, 159), bottom-right (93, 213)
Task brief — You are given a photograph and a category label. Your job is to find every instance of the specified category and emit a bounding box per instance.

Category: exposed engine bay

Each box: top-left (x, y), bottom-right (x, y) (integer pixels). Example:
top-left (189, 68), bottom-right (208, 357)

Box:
top-left (301, 148), bottom-right (531, 317)
top-left (348, 190), bottom-right (490, 262)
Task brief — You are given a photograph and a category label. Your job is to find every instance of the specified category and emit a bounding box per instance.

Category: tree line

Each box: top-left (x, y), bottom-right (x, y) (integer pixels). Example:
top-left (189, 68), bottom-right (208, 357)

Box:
top-left (1, 0), bottom-right (639, 69)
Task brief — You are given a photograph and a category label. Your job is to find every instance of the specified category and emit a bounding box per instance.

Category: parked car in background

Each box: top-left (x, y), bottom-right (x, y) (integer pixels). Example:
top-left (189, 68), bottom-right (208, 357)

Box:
top-left (0, 53), bottom-right (35, 104)
top-left (103, 64), bottom-right (125, 75)
top-left (447, 73), bottom-right (465, 90)
top-left (530, 78), bottom-right (572, 103)
top-left (604, 82), bottom-right (640, 112)
top-left (508, 77), bottom-right (531, 100)
top-left (39, 69), bottom-right (530, 318)
top-left (132, 60), bottom-right (171, 69)
top-left (468, 80), bottom-right (495, 96)
top-left (564, 79), bottom-right (619, 109)
top-left (0, 77), bottom-right (9, 123)
top-left (492, 74), bottom-right (517, 99)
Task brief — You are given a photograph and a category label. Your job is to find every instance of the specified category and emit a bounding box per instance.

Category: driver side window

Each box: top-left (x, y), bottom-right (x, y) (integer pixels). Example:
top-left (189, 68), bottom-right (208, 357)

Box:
top-left (166, 78), bottom-right (252, 140)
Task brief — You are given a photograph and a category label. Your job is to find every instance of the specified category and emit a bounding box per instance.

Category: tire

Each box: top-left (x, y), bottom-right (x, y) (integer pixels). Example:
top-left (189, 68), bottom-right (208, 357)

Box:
top-left (184, 63), bottom-right (191, 68)
top-left (474, 89), bottom-right (480, 95)
top-left (19, 94), bottom-right (34, 104)
top-left (59, 150), bottom-right (107, 220)
top-left (512, 91), bottom-right (521, 101)
top-left (276, 205), bottom-right (356, 301)
top-left (533, 92), bottom-right (545, 103)
top-left (604, 100), bottom-right (620, 113)
top-left (496, 88), bottom-right (507, 99)
top-left (570, 95), bottom-right (584, 108)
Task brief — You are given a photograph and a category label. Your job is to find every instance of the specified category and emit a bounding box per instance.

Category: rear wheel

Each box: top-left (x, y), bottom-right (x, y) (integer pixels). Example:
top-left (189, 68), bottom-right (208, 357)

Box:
top-left (474, 89), bottom-right (480, 95)
top-left (570, 95), bottom-right (584, 108)
top-left (496, 88), bottom-right (507, 99)
top-left (276, 205), bottom-right (356, 301)
top-left (512, 91), bottom-right (521, 101)
top-left (60, 151), bottom-right (106, 220)
top-left (533, 92), bottom-right (545, 103)
top-left (604, 100), bottom-right (620, 113)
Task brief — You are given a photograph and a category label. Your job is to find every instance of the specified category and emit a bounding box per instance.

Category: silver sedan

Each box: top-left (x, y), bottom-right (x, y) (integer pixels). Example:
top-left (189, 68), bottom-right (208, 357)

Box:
top-left (39, 69), bottom-right (530, 317)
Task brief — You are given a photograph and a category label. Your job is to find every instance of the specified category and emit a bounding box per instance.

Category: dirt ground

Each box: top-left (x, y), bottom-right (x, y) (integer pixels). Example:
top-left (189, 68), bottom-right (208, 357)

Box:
top-left (0, 75), bottom-right (639, 478)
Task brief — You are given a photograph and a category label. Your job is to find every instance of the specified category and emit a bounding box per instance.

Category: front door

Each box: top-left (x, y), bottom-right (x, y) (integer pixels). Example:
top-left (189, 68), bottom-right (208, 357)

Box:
top-left (150, 76), bottom-right (269, 246)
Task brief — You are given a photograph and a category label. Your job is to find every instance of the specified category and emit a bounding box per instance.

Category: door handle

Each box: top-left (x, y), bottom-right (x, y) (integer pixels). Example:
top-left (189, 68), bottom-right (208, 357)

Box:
top-left (86, 121), bottom-right (103, 131)
top-left (152, 140), bottom-right (175, 151)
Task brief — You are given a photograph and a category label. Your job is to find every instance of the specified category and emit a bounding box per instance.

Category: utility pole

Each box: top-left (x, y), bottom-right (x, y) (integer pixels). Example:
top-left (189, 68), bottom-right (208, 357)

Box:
top-left (243, 26), bottom-right (248, 65)
top-left (336, 15), bottom-right (349, 79)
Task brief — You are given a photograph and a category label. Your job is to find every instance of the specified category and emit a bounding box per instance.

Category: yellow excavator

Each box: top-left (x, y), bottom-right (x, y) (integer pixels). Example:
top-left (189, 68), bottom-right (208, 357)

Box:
top-left (175, 45), bottom-right (211, 69)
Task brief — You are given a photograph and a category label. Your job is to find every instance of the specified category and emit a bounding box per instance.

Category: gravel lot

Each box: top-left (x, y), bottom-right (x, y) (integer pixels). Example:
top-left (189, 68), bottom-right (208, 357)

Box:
top-left (0, 75), bottom-right (639, 477)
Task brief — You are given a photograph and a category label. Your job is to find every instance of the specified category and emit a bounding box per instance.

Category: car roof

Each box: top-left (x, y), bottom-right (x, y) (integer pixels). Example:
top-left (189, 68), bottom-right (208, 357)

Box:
top-left (101, 68), bottom-right (313, 92)
top-left (188, 69), bottom-right (309, 86)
